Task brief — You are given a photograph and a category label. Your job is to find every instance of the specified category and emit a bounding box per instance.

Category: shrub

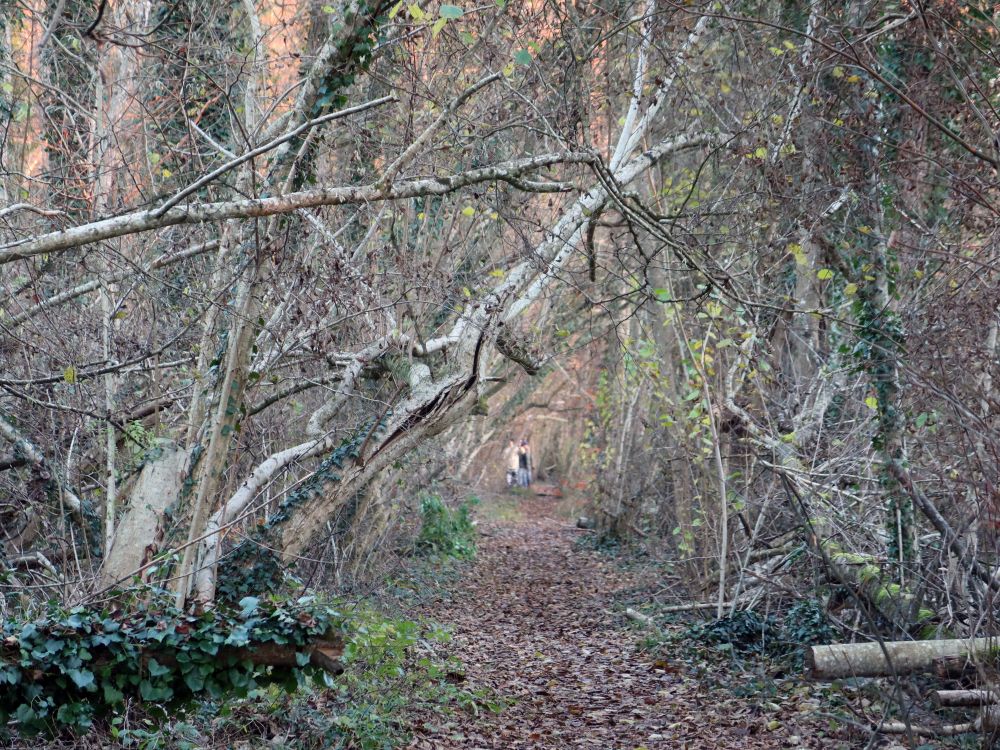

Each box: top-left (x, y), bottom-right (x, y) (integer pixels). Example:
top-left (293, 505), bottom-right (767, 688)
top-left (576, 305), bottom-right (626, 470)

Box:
top-left (0, 589), bottom-right (343, 737)
top-left (415, 495), bottom-right (477, 559)
top-left (687, 610), bottom-right (782, 655)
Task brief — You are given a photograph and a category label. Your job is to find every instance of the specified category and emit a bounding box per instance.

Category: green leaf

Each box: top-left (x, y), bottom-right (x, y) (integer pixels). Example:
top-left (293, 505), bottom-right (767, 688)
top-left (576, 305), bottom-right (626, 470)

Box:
top-left (915, 412), bottom-right (928, 428)
top-left (147, 659), bottom-right (171, 677)
top-left (388, 0), bottom-right (403, 17)
top-left (67, 668), bottom-right (95, 689)
top-left (408, 3), bottom-right (425, 20)
top-left (864, 396), bottom-right (878, 410)
top-left (461, 205), bottom-right (475, 217)
top-left (432, 17), bottom-right (446, 36)
top-left (183, 670), bottom-right (205, 692)
top-left (439, 3), bottom-right (463, 18)
top-left (103, 682), bottom-right (124, 704)
top-left (140, 680), bottom-right (173, 702)
top-left (816, 268), bottom-right (834, 280)
top-left (63, 365), bottom-right (77, 384)
top-left (513, 49), bottom-right (532, 65)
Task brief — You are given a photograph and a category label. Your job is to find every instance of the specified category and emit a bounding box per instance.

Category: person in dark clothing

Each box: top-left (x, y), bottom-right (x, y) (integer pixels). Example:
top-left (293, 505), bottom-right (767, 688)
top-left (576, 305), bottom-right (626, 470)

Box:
top-left (516, 439), bottom-right (532, 487)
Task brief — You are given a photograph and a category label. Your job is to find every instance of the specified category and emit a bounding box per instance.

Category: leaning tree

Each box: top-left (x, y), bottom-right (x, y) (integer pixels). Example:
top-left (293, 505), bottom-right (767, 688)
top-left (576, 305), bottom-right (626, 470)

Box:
top-left (0, 0), bottom-right (727, 611)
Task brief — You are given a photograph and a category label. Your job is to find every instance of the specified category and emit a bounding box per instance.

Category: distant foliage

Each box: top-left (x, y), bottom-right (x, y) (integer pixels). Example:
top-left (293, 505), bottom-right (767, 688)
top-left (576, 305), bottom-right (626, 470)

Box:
top-left (415, 495), bottom-right (477, 559)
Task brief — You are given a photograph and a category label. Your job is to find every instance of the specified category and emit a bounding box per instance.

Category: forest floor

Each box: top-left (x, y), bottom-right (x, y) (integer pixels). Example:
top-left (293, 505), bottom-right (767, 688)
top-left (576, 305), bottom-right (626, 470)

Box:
top-left (402, 493), bottom-right (868, 750)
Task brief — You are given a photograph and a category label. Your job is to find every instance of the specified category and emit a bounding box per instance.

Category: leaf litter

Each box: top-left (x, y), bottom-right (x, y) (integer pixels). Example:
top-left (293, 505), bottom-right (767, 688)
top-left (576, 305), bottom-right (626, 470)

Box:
top-left (404, 496), bottom-right (855, 749)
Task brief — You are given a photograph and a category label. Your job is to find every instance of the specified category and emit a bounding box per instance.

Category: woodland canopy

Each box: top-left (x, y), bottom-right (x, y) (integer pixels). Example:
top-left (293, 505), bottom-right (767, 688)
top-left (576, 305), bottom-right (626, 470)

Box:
top-left (1, 0), bottom-right (999, 742)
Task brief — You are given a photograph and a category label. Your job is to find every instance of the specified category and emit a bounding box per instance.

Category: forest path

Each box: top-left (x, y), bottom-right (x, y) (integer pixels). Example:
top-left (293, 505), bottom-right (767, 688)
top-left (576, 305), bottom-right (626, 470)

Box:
top-left (406, 495), bottom-right (809, 749)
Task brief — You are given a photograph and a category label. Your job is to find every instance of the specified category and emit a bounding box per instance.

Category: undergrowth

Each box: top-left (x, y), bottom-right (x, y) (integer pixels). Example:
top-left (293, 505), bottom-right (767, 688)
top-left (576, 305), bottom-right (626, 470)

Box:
top-left (415, 494), bottom-right (478, 559)
top-left (2, 596), bottom-right (499, 749)
top-left (635, 599), bottom-right (834, 665)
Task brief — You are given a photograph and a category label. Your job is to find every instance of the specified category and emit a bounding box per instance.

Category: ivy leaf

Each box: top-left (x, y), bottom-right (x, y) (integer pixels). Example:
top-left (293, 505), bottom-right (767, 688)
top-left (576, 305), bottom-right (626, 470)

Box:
top-left (147, 659), bottom-right (171, 677)
top-left (139, 680), bottom-right (173, 702)
top-left (439, 4), bottom-right (463, 18)
top-left (103, 682), bottom-right (124, 704)
top-left (67, 668), bottom-right (95, 690)
top-left (183, 670), bottom-right (206, 692)
top-left (513, 49), bottom-right (532, 65)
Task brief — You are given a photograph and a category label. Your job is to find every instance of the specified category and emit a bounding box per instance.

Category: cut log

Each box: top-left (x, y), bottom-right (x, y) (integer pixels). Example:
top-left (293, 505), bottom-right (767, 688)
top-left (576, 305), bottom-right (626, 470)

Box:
top-left (880, 720), bottom-right (977, 737)
top-left (807, 637), bottom-right (1000, 679)
top-left (932, 690), bottom-right (999, 707)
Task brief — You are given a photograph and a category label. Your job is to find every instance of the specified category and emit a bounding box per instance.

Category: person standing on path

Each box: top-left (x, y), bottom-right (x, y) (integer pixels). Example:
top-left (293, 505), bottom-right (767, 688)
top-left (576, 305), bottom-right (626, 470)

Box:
top-left (517, 438), bottom-right (532, 488)
top-left (504, 439), bottom-right (519, 488)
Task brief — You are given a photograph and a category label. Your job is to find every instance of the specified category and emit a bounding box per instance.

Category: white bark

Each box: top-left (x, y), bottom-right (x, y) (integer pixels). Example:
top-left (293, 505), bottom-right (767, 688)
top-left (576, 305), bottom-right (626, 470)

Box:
top-left (100, 446), bottom-right (187, 586)
top-left (192, 435), bottom-right (336, 602)
top-left (808, 638), bottom-right (1000, 679)
top-left (0, 153), bottom-right (596, 264)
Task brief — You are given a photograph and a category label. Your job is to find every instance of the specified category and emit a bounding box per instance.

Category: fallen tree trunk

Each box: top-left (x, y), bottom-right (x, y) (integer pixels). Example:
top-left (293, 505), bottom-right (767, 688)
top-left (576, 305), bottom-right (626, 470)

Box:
top-left (880, 720), bottom-right (978, 737)
top-left (807, 638), bottom-right (1000, 679)
top-left (932, 689), bottom-right (999, 707)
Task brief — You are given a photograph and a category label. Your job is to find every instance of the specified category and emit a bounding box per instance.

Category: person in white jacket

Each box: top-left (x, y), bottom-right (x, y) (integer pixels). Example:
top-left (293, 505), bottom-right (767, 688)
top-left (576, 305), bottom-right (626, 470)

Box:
top-left (505, 439), bottom-right (520, 487)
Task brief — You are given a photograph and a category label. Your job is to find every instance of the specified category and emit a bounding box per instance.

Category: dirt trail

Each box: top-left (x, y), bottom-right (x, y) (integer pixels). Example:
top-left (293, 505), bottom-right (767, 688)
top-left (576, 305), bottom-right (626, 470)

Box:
top-left (407, 497), bottom-right (823, 749)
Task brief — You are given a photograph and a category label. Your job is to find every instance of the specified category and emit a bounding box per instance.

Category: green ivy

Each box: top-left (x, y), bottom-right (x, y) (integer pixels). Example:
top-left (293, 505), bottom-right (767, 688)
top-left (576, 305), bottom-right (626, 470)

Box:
top-left (0, 588), bottom-right (343, 736)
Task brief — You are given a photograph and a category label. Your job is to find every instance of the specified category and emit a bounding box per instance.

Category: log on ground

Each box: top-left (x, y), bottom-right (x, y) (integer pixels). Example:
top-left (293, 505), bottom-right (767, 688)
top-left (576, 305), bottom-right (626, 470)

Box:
top-left (932, 689), bottom-right (999, 707)
top-left (807, 637), bottom-right (1000, 679)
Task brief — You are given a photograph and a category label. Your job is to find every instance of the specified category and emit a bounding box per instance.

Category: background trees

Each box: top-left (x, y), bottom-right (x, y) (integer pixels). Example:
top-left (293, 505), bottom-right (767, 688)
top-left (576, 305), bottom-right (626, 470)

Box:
top-left (1, 0), bottom-right (998, 652)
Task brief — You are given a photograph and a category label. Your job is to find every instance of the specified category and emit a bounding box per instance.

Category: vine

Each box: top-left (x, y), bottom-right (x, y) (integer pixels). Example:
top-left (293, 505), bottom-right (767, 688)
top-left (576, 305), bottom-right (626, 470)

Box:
top-left (0, 589), bottom-right (343, 736)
